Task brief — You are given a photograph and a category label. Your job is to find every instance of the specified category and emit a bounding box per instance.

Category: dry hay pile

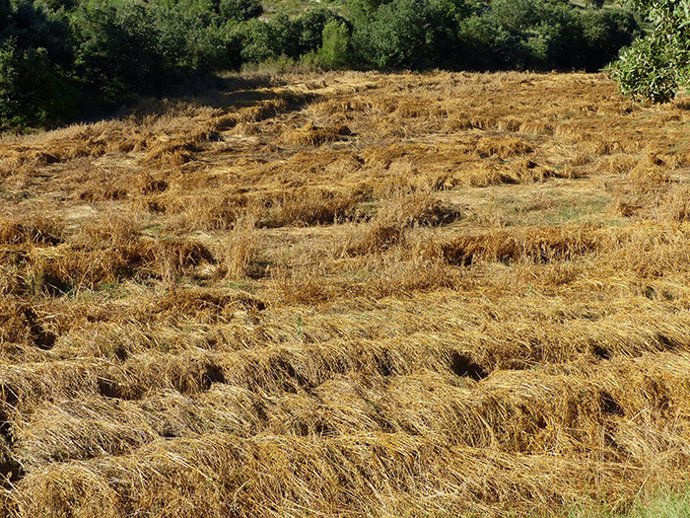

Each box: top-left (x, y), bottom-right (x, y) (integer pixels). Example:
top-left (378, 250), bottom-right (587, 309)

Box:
top-left (1, 71), bottom-right (690, 517)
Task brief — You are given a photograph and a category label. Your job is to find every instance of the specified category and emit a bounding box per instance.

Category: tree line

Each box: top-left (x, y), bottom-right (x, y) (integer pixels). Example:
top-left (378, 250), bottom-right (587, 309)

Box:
top-left (0, 0), bottom-right (680, 129)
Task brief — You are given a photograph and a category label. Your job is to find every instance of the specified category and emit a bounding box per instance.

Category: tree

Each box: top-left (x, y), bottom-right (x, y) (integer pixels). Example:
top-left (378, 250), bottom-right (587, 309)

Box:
top-left (459, 0), bottom-right (577, 71)
top-left (295, 8), bottom-right (339, 55)
top-left (70, 0), bottom-right (231, 100)
top-left (70, 0), bottom-right (162, 98)
top-left (351, 0), bottom-right (457, 69)
top-left (610, 0), bottom-right (690, 102)
top-left (0, 39), bottom-right (21, 123)
top-left (0, 0), bottom-right (76, 128)
top-left (318, 19), bottom-right (351, 69)
top-left (580, 8), bottom-right (640, 71)
top-left (218, 0), bottom-right (263, 22)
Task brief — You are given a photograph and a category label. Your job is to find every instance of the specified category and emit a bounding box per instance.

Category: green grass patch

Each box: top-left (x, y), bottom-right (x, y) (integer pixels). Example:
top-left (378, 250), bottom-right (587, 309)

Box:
top-left (571, 490), bottom-right (690, 518)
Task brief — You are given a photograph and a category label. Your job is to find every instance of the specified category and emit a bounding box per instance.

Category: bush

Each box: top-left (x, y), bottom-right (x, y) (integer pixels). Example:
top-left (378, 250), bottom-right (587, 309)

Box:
top-left (0, 0), bottom-right (77, 128)
top-left (69, 0), bottom-right (235, 100)
top-left (294, 8), bottom-right (340, 55)
top-left (70, 0), bottom-right (162, 99)
top-left (217, 0), bottom-right (262, 22)
top-left (317, 19), bottom-right (351, 69)
top-left (346, 0), bottom-right (637, 72)
top-left (351, 0), bottom-right (450, 69)
top-left (152, 0), bottom-right (230, 73)
top-left (459, 12), bottom-right (528, 70)
top-left (461, 0), bottom-right (583, 71)
top-left (235, 18), bottom-right (280, 63)
top-left (611, 36), bottom-right (685, 103)
top-left (236, 8), bottom-right (341, 64)
top-left (0, 39), bottom-right (22, 125)
top-left (457, 0), bottom-right (641, 72)
top-left (580, 8), bottom-right (640, 71)
top-left (610, 0), bottom-right (690, 102)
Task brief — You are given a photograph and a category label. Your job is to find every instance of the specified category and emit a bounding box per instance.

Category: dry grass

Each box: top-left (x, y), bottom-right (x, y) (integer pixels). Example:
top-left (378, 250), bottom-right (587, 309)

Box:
top-left (1, 71), bottom-right (690, 517)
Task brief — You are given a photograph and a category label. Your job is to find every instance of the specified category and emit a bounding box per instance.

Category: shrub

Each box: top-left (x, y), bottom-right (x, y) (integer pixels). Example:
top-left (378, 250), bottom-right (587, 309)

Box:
top-left (350, 0), bottom-right (448, 69)
top-left (294, 8), bottom-right (340, 55)
top-left (611, 36), bottom-right (685, 103)
top-left (610, 0), bottom-right (690, 102)
top-left (217, 0), bottom-right (263, 22)
top-left (236, 8), bottom-right (341, 65)
top-left (69, 0), bottom-right (232, 100)
top-left (0, 39), bottom-right (22, 125)
top-left (0, 0), bottom-right (77, 128)
top-left (235, 18), bottom-right (280, 63)
top-left (580, 8), bottom-right (640, 71)
top-left (459, 0), bottom-right (639, 72)
top-left (465, 0), bottom-right (583, 70)
top-left (152, 0), bottom-right (229, 73)
top-left (70, 0), bottom-right (163, 99)
top-left (317, 19), bottom-right (351, 69)
top-left (459, 12), bottom-right (528, 70)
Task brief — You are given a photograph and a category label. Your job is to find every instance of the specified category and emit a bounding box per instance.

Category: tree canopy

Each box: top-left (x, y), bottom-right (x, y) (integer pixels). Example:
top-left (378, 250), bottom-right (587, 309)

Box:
top-left (610, 0), bottom-right (690, 102)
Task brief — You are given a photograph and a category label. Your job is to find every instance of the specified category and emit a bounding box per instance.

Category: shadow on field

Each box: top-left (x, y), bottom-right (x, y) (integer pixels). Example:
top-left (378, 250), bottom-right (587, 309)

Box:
top-left (113, 73), bottom-right (315, 121)
top-left (0, 72), bottom-right (322, 175)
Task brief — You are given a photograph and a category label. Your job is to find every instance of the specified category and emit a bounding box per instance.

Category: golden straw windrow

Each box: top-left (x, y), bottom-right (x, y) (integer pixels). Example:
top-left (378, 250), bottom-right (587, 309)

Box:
top-left (1, 71), bottom-right (690, 517)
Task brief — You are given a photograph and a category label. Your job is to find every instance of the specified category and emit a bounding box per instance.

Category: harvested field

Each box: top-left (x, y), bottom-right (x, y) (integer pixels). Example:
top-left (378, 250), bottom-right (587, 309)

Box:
top-left (1, 71), bottom-right (690, 517)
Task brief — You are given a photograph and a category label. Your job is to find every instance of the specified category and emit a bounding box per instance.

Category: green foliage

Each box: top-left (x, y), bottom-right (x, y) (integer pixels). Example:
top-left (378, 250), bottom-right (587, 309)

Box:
top-left (580, 9), bottom-right (640, 70)
top-left (70, 0), bottom-right (161, 98)
top-left (152, 0), bottom-right (230, 73)
top-left (346, 0), bottom-right (638, 72)
top-left (217, 0), bottom-right (262, 21)
top-left (0, 0), bottom-right (645, 129)
top-left (317, 19), bottom-right (350, 69)
top-left (236, 7), bottom-right (340, 63)
top-left (610, 0), bottom-right (690, 102)
top-left (295, 8), bottom-right (339, 54)
top-left (69, 0), bottom-right (233, 99)
top-left (235, 18), bottom-right (276, 63)
top-left (570, 488), bottom-right (690, 517)
top-left (0, 39), bottom-right (22, 125)
top-left (611, 36), bottom-right (687, 102)
top-left (0, 0), bottom-right (77, 128)
top-left (351, 0), bottom-right (462, 69)
top-left (459, 0), bottom-right (638, 71)
top-left (0, 0), bottom-right (250, 128)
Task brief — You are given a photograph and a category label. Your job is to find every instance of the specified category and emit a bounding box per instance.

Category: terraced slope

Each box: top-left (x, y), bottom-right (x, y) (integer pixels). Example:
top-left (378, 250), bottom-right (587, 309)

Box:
top-left (1, 71), bottom-right (690, 517)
